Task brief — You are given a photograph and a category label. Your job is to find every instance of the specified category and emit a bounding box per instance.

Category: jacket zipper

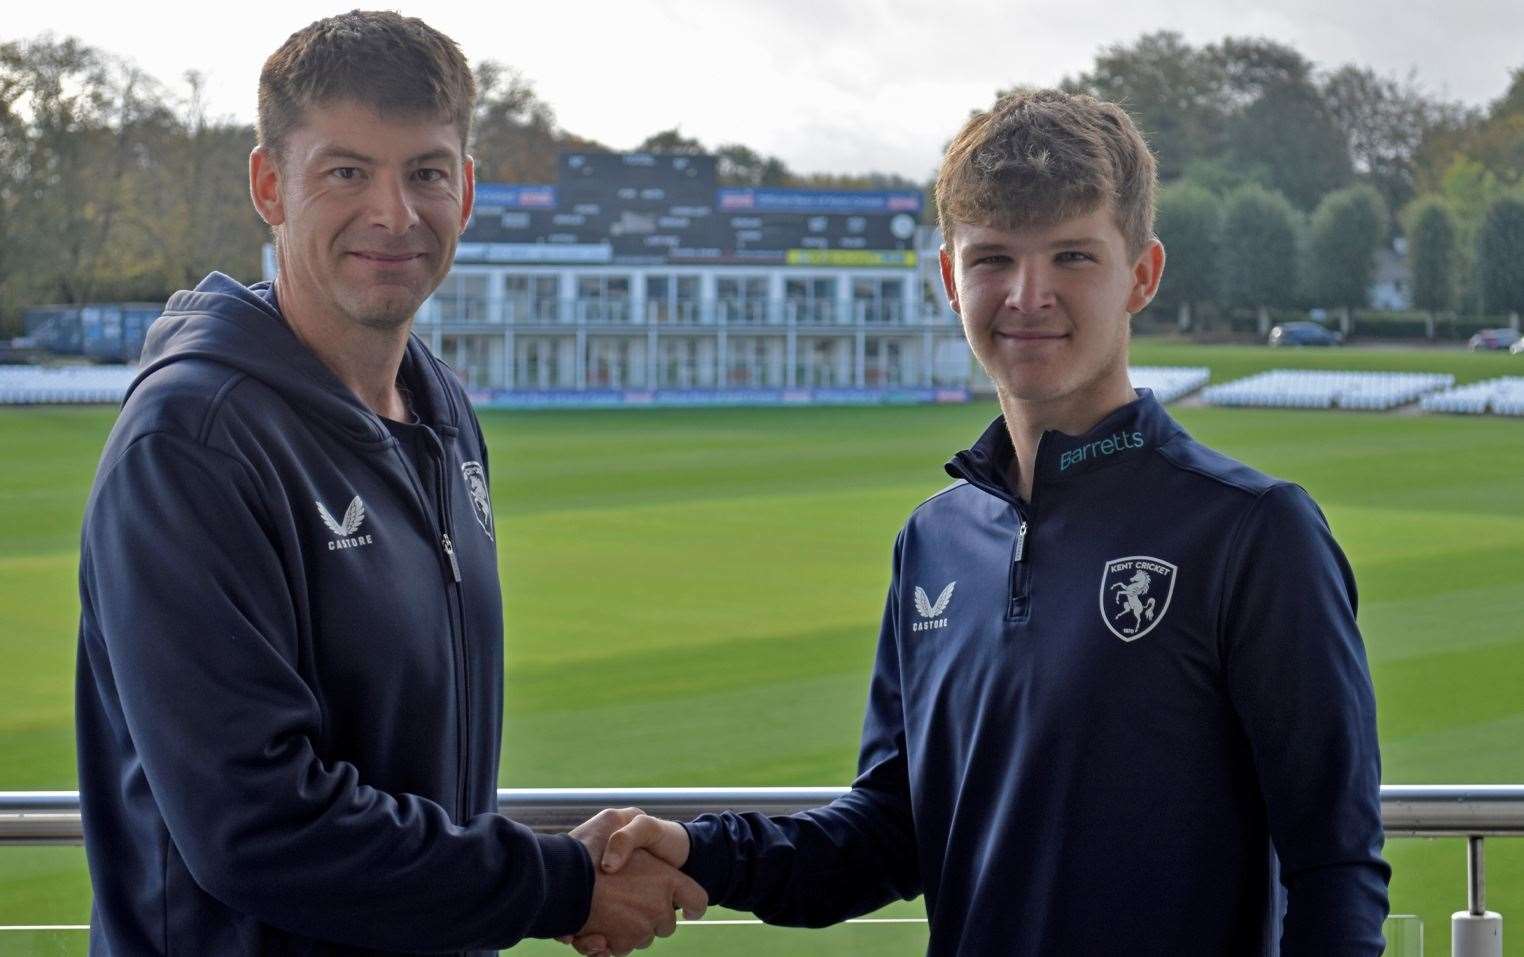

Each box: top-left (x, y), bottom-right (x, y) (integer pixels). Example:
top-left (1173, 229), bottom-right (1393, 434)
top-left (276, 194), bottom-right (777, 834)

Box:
top-left (948, 435), bottom-right (1038, 623)
top-left (425, 429), bottom-right (471, 824)
top-left (1007, 433), bottom-right (1044, 624)
top-left (1007, 517), bottom-right (1033, 622)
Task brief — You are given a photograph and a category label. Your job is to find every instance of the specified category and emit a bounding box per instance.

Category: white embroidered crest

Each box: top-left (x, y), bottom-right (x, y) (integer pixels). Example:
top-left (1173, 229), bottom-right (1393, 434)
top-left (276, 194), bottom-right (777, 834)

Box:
top-left (1099, 556), bottom-right (1177, 642)
top-left (460, 461), bottom-right (494, 541)
top-left (911, 581), bottom-right (955, 633)
top-left (316, 495), bottom-right (373, 551)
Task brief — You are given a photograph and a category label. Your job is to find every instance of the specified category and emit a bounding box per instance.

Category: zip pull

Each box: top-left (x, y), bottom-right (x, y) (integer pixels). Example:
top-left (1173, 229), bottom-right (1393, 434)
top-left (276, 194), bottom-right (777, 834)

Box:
top-left (1013, 521), bottom-right (1029, 562)
top-left (441, 533), bottom-right (462, 582)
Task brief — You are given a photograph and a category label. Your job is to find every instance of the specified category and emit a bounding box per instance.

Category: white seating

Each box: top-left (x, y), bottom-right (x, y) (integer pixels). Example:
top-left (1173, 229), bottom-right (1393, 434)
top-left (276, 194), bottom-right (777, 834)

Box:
top-left (0, 365), bottom-right (138, 405)
top-left (1202, 370), bottom-right (1453, 411)
top-left (1129, 366), bottom-right (1210, 404)
top-left (1420, 377), bottom-right (1524, 416)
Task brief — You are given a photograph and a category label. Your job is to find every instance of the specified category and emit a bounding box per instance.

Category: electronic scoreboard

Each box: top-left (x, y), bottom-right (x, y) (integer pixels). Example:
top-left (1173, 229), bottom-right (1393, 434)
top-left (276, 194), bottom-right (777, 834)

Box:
top-left (459, 152), bottom-right (921, 267)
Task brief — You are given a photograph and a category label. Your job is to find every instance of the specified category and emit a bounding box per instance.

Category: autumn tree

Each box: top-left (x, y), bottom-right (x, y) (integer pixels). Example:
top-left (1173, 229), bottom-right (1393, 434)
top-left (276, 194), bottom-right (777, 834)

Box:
top-left (635, 127), bottom-right (705, 154)
top-left (1153, 183), bottom-right (1222, 329)
top-left (1404, 197), bottom-right (1458, 315)
top-left (1209, 38), bottom-right (1354, 211)
top-left (714, 143), bottom-right (791, 186)
top-left (1477, 195), bottom-right (1524, 316)
top-left (469, 62), bottom-right (605, 184)
top-left (1306, 185), bottom-right (1388, 322)
top-left (1220, 184), bottom-right (1300, 329)
top-left (1470, 70), bottom-right (1524, 187)
top-left (127, 71), bottom-right (264, 290)
top-left (1322, 66), bottom-right (1470, 219)
top-left (1060, 32), bottom-right (1225, 183)
top-left (0, 38), bottom-right (177, 311)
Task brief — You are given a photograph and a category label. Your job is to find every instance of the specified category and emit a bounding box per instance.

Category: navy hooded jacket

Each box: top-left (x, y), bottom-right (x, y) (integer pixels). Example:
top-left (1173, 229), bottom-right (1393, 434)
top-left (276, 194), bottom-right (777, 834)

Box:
top-left (75, 273), bottom-right (593, 954)
top-left (680, 392), bottom-right (1390, 955)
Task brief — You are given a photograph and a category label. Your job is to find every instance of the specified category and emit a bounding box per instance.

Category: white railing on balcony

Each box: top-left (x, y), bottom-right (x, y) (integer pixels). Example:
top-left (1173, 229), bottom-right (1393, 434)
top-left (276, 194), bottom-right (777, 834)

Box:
top-left (3, 786), bottom-right (1517, 956)
top-left (423, 298), bottom-right (956, 328)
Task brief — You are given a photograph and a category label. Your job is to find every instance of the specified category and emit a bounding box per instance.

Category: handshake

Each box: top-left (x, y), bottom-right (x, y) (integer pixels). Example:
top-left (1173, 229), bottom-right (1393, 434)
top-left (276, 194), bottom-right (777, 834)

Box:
top-left (560, 808), bottom-right (704, 957)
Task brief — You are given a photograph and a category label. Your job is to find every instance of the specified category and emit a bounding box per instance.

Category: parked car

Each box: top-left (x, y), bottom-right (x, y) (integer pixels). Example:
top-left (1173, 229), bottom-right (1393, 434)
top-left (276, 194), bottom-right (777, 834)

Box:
top-left (1469, 328), bottom-right (1522, 351)
top-left (1268, 321), bottom-right (1342, 347)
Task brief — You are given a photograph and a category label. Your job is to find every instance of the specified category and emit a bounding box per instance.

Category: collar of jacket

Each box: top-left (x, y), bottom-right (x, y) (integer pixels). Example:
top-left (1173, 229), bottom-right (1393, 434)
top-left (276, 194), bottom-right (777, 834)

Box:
top-left (946, 389), bottom-right (1185, 501)
top-left (133, 272), bottom-right (463, 446)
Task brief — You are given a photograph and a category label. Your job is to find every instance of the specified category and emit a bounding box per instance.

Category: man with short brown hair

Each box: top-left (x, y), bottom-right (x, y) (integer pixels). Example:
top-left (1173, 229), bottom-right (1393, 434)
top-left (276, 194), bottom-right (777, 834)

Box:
top-left (76, 12), bottom-right (702, 954)
top-left (587, 90), bottom-right (1389, 955)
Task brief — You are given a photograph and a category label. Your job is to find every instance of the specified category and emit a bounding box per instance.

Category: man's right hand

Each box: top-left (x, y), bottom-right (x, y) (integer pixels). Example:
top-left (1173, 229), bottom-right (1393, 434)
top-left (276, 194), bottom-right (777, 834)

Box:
top-left (600, 814), bottom-right (691, 873)
top-left (575, 848), bottom-right (706, 957)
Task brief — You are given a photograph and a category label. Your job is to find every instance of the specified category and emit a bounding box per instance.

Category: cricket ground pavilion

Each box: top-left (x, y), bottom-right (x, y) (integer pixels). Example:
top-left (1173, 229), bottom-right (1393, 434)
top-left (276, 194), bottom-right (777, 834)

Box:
top-left (407, 152), bottom-right (972, 406)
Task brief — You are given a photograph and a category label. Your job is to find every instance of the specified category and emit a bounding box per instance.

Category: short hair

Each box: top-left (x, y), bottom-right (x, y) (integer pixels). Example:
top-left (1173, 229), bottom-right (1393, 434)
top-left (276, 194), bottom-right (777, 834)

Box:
top-left (936, 89), bottom-right (1157, 257)
top-left (257, 10), bottom-right (475, 160)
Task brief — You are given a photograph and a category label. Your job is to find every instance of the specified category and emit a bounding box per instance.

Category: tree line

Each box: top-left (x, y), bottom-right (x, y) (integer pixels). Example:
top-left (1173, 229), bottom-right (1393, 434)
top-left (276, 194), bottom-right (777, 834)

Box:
top-left (0, 38), bottom-right (266, 333)
top-left (0, 37), bottom-right (921, 336)
top-left (1064, 33), bottom-right (1524, 323)
top-left (3, 31), bottom-right (1523, 337)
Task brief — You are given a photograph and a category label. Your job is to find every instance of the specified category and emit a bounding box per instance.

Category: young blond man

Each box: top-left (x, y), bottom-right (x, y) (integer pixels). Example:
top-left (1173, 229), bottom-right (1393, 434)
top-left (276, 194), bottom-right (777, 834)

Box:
top-left (584, 90), bottom-right (1390, 955)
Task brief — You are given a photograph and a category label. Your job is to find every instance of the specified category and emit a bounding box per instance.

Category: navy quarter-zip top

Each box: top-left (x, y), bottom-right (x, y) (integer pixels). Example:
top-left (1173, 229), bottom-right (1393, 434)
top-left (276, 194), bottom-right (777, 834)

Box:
top-left (76, 272), bottom-right (593, 954)
top-left (681, 391), bottom-right (1390, 955)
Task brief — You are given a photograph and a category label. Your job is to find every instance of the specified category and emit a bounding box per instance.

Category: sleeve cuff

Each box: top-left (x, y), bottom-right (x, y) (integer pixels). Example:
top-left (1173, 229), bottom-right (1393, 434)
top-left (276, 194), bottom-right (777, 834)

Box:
top-left (527, 832), bottom-right (595, 938)
top-left (678, 816), bottom-right (735, 905)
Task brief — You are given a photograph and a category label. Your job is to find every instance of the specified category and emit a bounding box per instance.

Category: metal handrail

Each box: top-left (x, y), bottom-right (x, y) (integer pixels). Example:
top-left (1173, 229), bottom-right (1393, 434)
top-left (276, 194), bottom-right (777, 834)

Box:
top-left (8, 787), bottom-right (1512, 954)
top-left (3, 785), bottom-right (1523, 845)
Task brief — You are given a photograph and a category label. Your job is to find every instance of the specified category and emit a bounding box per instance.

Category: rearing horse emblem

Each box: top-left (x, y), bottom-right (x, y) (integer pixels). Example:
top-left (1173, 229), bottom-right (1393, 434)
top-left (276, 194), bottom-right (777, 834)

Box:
top-left (1099, 556), bottom-right (1177, 642)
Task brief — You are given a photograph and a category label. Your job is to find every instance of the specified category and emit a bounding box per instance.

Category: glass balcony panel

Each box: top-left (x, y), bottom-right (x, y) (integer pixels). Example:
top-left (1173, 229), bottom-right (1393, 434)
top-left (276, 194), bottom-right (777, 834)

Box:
top-left (0, 910), bottom-right (1432, 956)
top-left (1382, 915), bottom-right (1422, 956)
top-left (0, 928), bottom-right (87, 955)
top-left (511, 905), bottom-right (928, 956)
top-left (0, 846), bottom-right (91, 955)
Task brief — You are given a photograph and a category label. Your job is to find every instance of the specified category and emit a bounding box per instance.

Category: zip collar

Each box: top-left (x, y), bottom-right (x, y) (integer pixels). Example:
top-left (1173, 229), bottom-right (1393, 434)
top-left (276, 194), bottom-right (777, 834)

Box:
top-left (135, 272), bottom-right (463, 445)
top-left (946, 416), bottom-right (1020, 505)
top-left (946, 390), bottom-right (1185, 502)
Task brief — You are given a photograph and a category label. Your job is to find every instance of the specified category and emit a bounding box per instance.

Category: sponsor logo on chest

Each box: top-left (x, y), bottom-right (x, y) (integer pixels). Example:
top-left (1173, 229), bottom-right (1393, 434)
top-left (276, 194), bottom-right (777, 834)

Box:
top-left (911, 581), bottom-right (956, 632)
top-left (1099, 556), bottom-right (1177, 641)
top-left (1059, 430), bottom-right (1146, 472)
top-left (317, 495), bottom-right (374, 551)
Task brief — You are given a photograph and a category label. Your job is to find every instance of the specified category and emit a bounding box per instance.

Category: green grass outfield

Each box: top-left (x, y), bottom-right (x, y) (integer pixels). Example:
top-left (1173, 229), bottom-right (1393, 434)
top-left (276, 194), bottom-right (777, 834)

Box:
top-left (0, 342), bottom-right (1522, 954)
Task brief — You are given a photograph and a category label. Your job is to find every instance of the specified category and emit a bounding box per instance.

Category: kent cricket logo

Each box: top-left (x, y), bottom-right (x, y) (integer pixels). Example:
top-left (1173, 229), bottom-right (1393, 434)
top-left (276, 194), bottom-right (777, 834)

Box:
top-left (1099, 556), bottom-right (1176, 642)
top-left (912, 581), bottom-right (956, 632)
top-left (317, 495), bottom-right (373, 551)
top-left (460, 461), bottom-right (494, 541)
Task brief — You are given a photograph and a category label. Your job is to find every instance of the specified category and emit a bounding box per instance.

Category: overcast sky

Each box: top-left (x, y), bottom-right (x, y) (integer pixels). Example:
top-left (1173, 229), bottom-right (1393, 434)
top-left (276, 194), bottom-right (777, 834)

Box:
top-left (7, 0), bottom-right (1521, 183)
